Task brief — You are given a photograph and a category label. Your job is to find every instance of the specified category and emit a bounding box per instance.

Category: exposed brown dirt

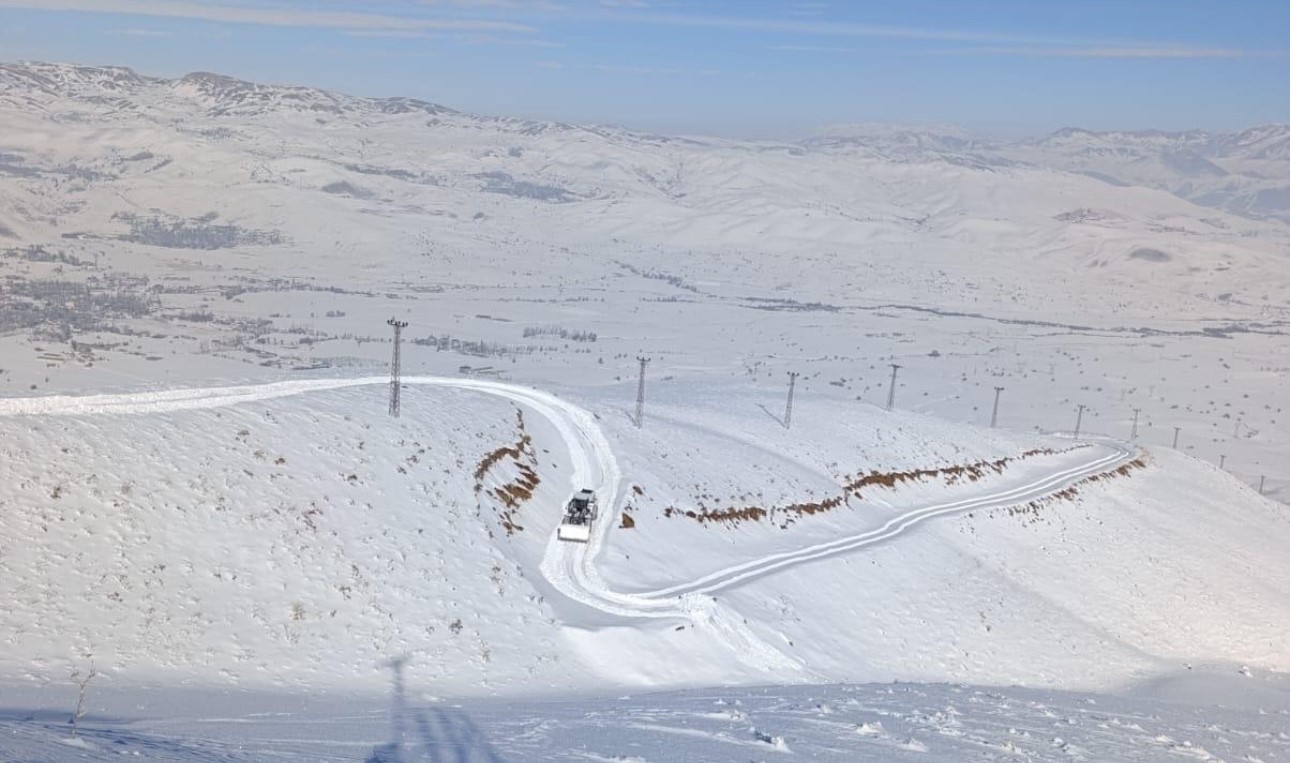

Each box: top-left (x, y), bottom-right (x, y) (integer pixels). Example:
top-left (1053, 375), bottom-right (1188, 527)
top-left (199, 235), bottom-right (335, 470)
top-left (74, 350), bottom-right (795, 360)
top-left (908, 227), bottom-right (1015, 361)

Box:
top-left (657, 446), bottom-right (1135, 529)
top-left (473, 410), bottom-right (542, 535)
top-left (474, 410), bottom-right (533, 482)
top-left (844, 448), bottom-right (1057, 497)
top-left (1002, 456), bottom-right (1148, 524)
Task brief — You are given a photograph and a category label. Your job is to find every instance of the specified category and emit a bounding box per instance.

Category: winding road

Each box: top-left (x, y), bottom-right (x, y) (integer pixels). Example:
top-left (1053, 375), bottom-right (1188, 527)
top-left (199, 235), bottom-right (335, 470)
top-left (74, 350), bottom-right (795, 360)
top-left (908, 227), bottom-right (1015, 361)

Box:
top-left (0, 377), bottom-right (1137, 642)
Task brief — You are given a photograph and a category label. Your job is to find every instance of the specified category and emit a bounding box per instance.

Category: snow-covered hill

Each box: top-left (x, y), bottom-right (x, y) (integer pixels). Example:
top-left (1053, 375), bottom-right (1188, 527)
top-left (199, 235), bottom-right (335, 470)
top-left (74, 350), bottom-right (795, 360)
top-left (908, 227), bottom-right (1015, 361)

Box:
top-left (1, 378), bottom-right (1285, 700)
top-left (2, 60), bottom-right (1290, 759)
top-left (808, 121), bottom-right (1290, 225)
top-left (1016, 125), bottom-right (1290, 224)
top-left (1, 63), bottom-right (1286, 496)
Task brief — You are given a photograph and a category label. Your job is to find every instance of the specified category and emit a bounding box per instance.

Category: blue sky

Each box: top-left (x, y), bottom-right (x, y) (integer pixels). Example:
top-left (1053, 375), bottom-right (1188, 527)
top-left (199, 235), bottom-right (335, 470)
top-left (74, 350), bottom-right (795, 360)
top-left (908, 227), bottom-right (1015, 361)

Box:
top-left (0, 0), bottom-right (1287, 137)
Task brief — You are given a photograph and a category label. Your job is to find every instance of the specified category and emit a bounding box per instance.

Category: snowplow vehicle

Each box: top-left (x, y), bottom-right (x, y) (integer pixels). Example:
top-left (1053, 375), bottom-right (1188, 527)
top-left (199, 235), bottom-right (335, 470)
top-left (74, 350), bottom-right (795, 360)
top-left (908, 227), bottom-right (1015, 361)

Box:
top-left (557, 489), bottom-right (598, 543)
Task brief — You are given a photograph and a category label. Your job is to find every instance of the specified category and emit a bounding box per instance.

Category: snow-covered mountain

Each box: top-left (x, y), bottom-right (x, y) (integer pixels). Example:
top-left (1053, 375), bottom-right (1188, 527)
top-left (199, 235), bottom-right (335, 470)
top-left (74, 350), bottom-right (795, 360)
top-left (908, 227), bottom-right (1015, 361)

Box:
top-left (1016, 125), bottom-right (1290, 222)
top-left (0, 59), bottom-right (1284, 519)
top-left (804, 121), bottom-right (1290, 224)
top-left (0, 61), bottom-right (457, 119)
top-left (801, 122), bottom-right (1003, 165)
top-left (1, 60), bottom-right (1289, 759)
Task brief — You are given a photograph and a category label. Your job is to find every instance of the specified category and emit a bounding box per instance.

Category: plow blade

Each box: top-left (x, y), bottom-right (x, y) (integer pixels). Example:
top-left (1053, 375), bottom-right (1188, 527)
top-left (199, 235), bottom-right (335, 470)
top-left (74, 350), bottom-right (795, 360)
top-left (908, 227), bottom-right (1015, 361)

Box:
top-left (557, 523), bottom-right (591, 543)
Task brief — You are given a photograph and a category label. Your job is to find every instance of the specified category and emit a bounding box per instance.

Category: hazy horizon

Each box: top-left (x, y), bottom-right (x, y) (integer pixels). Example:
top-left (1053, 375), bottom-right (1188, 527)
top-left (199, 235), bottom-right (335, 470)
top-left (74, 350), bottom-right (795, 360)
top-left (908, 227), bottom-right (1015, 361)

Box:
top-left (8, 55), bottom-right (1290, 144)
top-left (1, 0), bottom-right (1287, 139)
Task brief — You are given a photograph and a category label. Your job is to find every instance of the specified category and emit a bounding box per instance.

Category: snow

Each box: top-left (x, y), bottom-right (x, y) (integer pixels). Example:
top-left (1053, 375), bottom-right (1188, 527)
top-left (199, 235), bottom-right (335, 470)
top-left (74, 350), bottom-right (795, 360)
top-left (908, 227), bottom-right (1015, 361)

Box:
top-left (1, 378), bottom-right (1285, 701)
top-left (1, 60), bottom-right (1288, 759)
top-left (3, 678), bottom-right (1289, 761)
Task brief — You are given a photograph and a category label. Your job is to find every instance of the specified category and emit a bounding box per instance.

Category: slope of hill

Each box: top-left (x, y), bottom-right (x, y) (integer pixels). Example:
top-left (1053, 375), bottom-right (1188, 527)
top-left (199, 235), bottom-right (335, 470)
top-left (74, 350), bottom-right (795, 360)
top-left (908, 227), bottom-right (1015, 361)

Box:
top-left (1014, 125), bottom-right (1290, 223)
top-left (2, 379), bottom-right (1285, 700)
top-left (806, 121), bottom-right (1290, 225)
top-left (2, 60), bottom-right (1289, 758)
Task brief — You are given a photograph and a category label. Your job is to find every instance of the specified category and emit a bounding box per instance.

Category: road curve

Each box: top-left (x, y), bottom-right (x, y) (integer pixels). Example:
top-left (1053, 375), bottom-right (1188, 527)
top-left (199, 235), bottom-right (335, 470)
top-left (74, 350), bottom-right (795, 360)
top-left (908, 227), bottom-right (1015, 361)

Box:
top-left (0, 376), bottom-right (651, 617)
top-left (0, 378), bottom-right (1139, 627)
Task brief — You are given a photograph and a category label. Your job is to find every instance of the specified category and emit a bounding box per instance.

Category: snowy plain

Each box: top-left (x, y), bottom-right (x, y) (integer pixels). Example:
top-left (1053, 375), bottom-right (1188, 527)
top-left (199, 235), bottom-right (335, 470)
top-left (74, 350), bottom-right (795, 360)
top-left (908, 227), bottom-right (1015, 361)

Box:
top-left (1, 62), bottom-right (1289, 760)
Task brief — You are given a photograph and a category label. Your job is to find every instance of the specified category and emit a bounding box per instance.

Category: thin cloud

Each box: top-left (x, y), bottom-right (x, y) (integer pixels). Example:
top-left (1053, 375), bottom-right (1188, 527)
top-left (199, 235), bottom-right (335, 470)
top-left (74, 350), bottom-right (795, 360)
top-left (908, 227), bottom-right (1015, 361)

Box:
top-left (972, 45), bottom-right (1283, 59)
top-left (0, 0), bottom-right (534, 33)
top-left (788, 2), bottom-right (829, 18)
top-left (773, 42), bottom-right (1281, 60)
top-left (105, 28), bottom-right (170, 37)
top-left (594, 63), bottom-right (719, 76)
top-left (344, 30), bottom-right (439, 40)
top-left (600, 12), bottom-right (1071, 45)
top-left (770, 42), bottom-right (1269, 59)
top-left (458, 34), bottom-right (564, 47)
top-left (769, 45), bottom-right (857, 54)
top-left (599, 9), bottom-right (1270, 57)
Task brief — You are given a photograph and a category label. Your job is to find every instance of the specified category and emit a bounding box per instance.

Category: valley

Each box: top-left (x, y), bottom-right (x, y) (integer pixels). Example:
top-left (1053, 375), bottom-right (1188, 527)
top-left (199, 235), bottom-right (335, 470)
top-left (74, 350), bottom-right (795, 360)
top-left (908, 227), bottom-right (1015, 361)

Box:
top-left (1, 60), bottom-right (1288, 761)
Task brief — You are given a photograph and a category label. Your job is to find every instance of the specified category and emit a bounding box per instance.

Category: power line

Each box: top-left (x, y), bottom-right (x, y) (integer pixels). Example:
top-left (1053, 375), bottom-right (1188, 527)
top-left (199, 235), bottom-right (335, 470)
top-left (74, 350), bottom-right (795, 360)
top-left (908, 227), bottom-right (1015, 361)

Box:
top-left (387, 318), bottom-right (408, 418)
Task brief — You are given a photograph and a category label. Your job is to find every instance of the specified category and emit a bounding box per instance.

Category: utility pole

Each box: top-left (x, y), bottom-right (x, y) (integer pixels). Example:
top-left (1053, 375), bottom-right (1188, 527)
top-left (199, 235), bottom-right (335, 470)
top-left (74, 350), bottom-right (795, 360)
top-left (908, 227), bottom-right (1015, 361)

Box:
top-left (1074, 404), bottom-right (1086, 438)
top-left (1219, 454), bottom-right (1227, 470)
top-left (886, 364), bottom-right (902, 412)
top-left (784, 371), bottom-right (799, 430)
top-left (1172, 426), bottom-right (1181, 449)
top-left (387, 318), bottom-right (408, 418)
top-left (1259, 475), bottom-right (1266, 495)
top-left (990, 386), bottom-right (1004, 428)
top-left (1131, 408), bottom-right (1141, 440)
top-left (634, 356), bottom-right (650, 429)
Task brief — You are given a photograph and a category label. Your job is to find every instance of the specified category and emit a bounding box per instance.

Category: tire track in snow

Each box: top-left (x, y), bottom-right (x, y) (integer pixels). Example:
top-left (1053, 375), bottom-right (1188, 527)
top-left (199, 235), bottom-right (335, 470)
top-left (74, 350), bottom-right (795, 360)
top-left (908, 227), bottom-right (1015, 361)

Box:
top-left (0, 377), bottom-right (661, 618)
top-left (637, 444), bottom-right (1132, 600)
top-left (0, 377), bottom-right (805, 670)
top-left (0, 379), bottom-right (1138, 666)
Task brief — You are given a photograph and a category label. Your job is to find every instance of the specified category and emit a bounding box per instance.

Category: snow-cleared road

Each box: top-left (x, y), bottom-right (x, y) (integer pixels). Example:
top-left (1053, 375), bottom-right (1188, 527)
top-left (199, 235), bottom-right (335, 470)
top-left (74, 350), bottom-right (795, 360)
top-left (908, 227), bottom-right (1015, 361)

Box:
top-left (0, 377), bottom-right (638, 620)
top-left (0, 378), bottom-right (1137, 635)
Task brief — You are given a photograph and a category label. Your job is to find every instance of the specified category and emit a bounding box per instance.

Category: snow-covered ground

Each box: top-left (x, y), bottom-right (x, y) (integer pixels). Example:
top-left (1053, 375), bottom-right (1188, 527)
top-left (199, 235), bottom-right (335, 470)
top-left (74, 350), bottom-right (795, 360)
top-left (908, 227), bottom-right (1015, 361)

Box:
top-left (0, 62), bottom-right (1286, 501)
top-left (2, 378), bottom-right (1287, 760)
top-left (0, 379), bottom-right (1142, 694)
top-left (2, 62), bottom-right (1289, 759)
top-left (5, 675), bottom-right (1290, 762)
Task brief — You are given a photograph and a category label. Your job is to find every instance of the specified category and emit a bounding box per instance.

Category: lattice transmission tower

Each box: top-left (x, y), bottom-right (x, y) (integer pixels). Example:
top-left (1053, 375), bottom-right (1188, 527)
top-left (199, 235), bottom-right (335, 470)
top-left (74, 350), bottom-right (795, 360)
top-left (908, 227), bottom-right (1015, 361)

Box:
top-left (387, 318), bottom-right (408, 417)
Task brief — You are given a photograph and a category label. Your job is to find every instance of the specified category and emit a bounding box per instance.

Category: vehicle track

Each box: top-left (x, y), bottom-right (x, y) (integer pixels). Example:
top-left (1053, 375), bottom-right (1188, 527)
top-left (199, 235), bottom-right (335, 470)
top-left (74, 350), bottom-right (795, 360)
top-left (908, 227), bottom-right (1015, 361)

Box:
top-left (0, 378), bottom-right (1138, 653)
top-left (637, 444), bottom-right (1131, 599)
top-left (0, 377), bottom-right (651, 617)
